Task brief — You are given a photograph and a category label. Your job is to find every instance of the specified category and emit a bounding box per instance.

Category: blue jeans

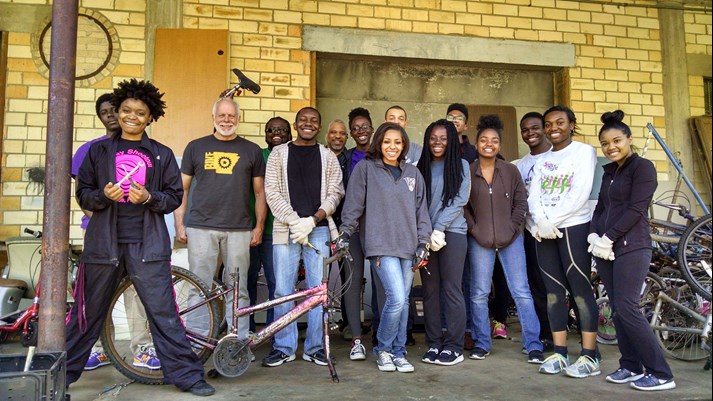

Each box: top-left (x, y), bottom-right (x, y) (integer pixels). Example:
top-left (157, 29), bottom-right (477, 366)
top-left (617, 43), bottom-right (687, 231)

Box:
top-left (272, 227), bottom-right (330, 356)
top-left (468, 235), bottom-right (542, 353)
top-left (372, 256), bottom-right (413, 358)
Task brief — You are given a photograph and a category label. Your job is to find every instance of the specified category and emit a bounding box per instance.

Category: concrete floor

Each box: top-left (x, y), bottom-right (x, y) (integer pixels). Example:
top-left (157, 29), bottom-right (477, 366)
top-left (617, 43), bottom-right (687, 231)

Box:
top-left (2, 322), bottom-right (711, 401)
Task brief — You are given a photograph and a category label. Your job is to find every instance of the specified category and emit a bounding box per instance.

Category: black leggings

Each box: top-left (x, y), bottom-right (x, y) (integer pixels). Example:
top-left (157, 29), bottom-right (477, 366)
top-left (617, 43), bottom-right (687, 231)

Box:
top-left (341, 232), bottom-right (366, 338)
top-left (535, 222), bottom-right (597, 333)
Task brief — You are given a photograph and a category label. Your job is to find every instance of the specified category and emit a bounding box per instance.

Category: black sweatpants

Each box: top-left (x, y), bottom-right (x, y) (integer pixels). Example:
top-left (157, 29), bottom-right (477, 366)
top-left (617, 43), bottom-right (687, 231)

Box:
top-left (341, 232), bottom-right (366, 338)
top-left (597, 249), bottom-right (673, 379)
top-left (535, 222), bottom-right (597, 333)
top-left (524, 230), bottom-right (552, 340)
top-left (421, 232), bottom-right (467, 352)
top-left (65, 243), bottom-right (204, 390)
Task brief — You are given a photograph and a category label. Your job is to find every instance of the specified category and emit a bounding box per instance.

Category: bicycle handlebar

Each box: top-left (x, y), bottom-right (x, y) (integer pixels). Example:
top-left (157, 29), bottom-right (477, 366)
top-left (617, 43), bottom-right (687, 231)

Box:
top-left (24, 228), bottom-right (42, 238)
top-left (652, 201), bottom-right (691, 219)
top-left (220, 68), bottom-right (261, 98)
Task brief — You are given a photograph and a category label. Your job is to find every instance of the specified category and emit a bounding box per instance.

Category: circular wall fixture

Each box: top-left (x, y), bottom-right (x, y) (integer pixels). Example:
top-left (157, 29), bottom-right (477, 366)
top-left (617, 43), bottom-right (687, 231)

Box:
top-left (31, 8), bottom-right (121, 87)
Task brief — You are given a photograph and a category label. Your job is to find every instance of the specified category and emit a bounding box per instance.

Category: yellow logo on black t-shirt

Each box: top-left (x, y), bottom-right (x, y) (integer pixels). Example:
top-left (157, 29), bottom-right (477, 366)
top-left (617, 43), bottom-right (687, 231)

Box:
top-left (205, 152), bottom-right (240, 174)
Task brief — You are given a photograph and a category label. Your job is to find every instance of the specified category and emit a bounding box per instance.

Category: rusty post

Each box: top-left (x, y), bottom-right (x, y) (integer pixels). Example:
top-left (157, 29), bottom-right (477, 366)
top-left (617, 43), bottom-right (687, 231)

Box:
top-left (38, 0), bottom-right (78, 352)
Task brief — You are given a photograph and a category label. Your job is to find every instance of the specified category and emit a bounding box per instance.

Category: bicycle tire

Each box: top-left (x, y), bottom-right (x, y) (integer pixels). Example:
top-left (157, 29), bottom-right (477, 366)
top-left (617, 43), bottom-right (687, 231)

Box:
top-left (677, 214), bottom-right (712, 300)
top-left (596, 297), bottom-right (617, 345)
top-left (101, 266), bottom-right (220, 384)
top-left (649, 279), bottom-right (708, 361)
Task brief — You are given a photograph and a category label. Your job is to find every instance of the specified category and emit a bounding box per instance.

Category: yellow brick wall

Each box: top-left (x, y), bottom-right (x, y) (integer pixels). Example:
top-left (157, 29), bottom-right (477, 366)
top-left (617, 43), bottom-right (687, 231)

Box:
top-left (2, 0), bottom-right (712, 242)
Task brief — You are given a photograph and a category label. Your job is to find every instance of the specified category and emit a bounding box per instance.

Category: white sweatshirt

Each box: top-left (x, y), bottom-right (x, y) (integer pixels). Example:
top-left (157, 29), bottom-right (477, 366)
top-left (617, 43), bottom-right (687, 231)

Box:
top-left (514, 150), bottom-right (550, 234)
top-left (527, 140), bottom-right (596, 229)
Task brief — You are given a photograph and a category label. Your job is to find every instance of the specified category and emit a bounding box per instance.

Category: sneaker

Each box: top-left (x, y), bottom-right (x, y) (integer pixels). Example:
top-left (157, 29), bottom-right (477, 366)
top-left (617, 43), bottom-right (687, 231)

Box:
top-left (492, 321), bottom-right (507, 339)
top-left (464, 332), bottom-right (474, 350)
top-left (421, 347), bottom-right (439, 364)
top-left (350, 339), bottom-right (366, 361)
top-left (187, 380), bottom-right (215, 397)
top-left (84, 351), bottom-right (110, 370)
top-left (469, 347), bottom-right (489, 360)
top-left (564, 355), bottom-right (601, 378)
top-left (392, 356), bottom-right (415, 372)
top-left (133, 347), bottom-right (161, 370)
top-left (435, 349), bottom-right (464, 366)
top-left (630, 374), bottom-right (676, 391)
top-left (527, 350), bottom-right (545, 364)
top-left (376, 351), bottom-right (396, 372)
top-left (262, 349), bottom-right (296, 367)
top-left (303, 349), bottom-right (334, 366)
top-left (606, 368), bottom-right (645, 384)
top-left (538, 353), bottom-right (569, 374)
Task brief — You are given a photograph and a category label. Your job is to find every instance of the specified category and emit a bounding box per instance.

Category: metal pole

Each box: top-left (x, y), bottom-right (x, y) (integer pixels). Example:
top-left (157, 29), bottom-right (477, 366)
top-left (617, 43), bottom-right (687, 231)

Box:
top-left (38, 0), bottom-right (78, 352)
top-left (646, 123), bottom-right (710, 215)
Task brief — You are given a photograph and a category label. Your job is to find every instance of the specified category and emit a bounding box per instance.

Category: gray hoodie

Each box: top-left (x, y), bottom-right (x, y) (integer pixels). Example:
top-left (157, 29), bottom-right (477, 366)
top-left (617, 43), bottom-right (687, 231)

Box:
top-left (340, 158), bottom-right (431, 260)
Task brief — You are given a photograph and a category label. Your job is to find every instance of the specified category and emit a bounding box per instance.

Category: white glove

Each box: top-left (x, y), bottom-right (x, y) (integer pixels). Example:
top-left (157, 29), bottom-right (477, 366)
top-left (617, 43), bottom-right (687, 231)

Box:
top-left (586, 233), bottom-right (601, 253)
top-left (536, 219), bottom-right (563, 240)
top-left (591, 234), bottom-right (615, 261)
top-left (529, 226), bottom-right (542, 242)
top-left (289, 217), bottom-right (315, 245)
top-left (430, 230), bottom-right (447, 252)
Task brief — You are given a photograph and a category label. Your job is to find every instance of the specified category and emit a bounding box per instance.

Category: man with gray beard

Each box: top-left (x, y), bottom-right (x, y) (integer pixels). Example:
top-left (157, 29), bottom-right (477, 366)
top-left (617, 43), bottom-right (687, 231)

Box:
top-left (174, 97), bottom-right (267, 350)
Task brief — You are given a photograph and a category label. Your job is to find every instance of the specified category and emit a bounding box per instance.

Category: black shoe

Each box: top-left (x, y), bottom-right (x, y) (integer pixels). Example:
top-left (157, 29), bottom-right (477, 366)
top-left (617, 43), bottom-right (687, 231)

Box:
top-left (303, 349), bottom-right (335, 366)
top-left (406, 330), bottom-right (416, 346)
top-left (469, 347), bottom-right (489, 360)
top-left (528, 350), bottom-right (545, 364)
top-left (262, 349), bottom-right (296, 367)
top-left (187, 380), bottom-right (215, 397)
top-left (434, 349), bottom-right (464, 366)
top-left (421, 347), bottom-right (439, 364)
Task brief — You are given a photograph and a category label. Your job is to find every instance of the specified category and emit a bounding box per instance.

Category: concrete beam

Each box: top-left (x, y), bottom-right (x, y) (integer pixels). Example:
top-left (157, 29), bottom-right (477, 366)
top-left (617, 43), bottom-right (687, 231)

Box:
top-left (303, 26), bottom-right (575, 68)
top-left (0, 4), bottom-right (51, 33)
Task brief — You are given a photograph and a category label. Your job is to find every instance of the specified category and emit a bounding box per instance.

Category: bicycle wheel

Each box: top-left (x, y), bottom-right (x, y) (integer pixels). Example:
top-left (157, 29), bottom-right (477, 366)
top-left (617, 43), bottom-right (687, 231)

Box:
top-left (677, 214), bottom-right (712, 300)
top-left (101, 266), bottom-right (220, 384)
top-left (650, 282), bottom-right (708, 361)
top-left (596, 297), bottom-right (617, 345)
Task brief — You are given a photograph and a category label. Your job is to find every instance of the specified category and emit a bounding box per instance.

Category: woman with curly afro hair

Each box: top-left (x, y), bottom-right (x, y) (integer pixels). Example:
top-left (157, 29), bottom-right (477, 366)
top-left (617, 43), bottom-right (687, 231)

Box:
top-left (66, 79), bottom-right (215, 396)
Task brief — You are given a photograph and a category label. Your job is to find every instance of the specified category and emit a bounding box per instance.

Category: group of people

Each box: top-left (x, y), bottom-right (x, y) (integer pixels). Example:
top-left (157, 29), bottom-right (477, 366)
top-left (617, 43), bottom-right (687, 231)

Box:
top-left (63, 77), bottom-right (675, 397)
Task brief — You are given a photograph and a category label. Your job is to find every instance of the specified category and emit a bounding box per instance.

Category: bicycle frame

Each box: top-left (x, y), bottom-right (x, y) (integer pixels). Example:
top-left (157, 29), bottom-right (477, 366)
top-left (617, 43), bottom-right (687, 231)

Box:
top-left (649, 289), bottom-right (712, 363)
top-left (181, 248), bottom-right (348, 382)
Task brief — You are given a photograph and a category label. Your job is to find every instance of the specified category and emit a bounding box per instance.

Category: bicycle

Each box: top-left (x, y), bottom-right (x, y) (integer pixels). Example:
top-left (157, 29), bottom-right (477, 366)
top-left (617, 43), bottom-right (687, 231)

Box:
top-left (0, 228), bottom-right (80, 346)
top-left (101, 241), bottom-right (351, 384)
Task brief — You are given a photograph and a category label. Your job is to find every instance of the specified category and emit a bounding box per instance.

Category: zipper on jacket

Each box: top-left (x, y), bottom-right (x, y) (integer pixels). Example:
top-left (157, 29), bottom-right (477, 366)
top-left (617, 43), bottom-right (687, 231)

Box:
top-left (488, 183), bottom-right (497, 248)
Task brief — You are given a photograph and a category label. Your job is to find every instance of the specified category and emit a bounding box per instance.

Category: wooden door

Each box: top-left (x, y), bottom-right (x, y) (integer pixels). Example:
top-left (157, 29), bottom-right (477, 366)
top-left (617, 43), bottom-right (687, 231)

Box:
top-left (466, 105), bottom-right (519, 162)
top-left (153, 29), bottom-right (228, 156)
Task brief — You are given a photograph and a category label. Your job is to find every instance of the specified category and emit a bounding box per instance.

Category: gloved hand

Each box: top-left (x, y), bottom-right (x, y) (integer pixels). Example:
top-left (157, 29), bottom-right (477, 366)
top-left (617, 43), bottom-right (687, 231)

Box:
top-left (586, 233), bottom-right (601, 253)
top-left (591, 234), bottom-right (615, 260)
top-left (412, 243), bottom-right (430, 272)
top-left (536, 218), bottom-right (563, 240)
top-left (430, 230), bottom-right (447, 252)
top-left (290, 217), bottom-right (315, 245)
top-left (530, 226), bottom-right (542, 242)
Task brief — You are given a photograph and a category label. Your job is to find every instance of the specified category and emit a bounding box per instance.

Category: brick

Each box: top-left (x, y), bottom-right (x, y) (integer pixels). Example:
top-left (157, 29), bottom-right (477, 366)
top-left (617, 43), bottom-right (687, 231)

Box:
top-left (581, 68), bottom-right (604, 79)
top-left (514, 30), bottom-right (538, 41)
top-left (261, 48), bottom-right (290, 60)
top-left (229, 20), bottom-right (259, 33)
top-left (289, 0), bottom-right (318, 12)
top-left (4, 112), bottom-right (26, 126)
top-left (199, 17), bottom-right (230, 29)
top-left (3, 211), bottom-right (40, 225)
top-left (290, 99), bottom-right (311, 112)
top-left (606, 92), bottom-right (629, 103)
top-left (26, 113), bottom-right (48, 127)
top-left (580, 46), bottom-right (603, 57)
top-left (489, 27), bottom-right (514, 38)
top-left (567, 10), bottom-right (590, 22)
top-left (274, 86), bottom-right (304, 99)
top-left (386, 19), bottom-right (413, 32)
top-left (456, 13), bottom-right (482, 26)
top-left (602, 47), bottom-right (625, 58)
top-left (614, 14), bottom-right (637, 27)
top-left (5, 155), bottom-right (27, 168)
top-left (556, 0), bottom-right (580, 10)
top-left (358, 17), bottom-right (385, 29)
top-left (246, 59), bottom-right (275, 72)
top-left (244, 8), bottom-right (273, 20)
top-left (259, 22), bottom-right (288, 35)
top-left (303, 12), bottom-right (329, 26)
top-left (184, 4), bottom-right (214, 17)
top-left (82, 0), bottom-right (115, 8)
top-left (319, 2), bottom-right (346, 14)
top-left (260, 98), bottom-right (291, 111)
top-left (115, 25), bottom-right (145, 39)
top-left (545, 8), bottom-right (567, 20)
top-left (605, 25), bottom-right (626, 37)
top-left (7, 45), bottom-right (32, 59)
top-left (630, 93), bottom-right (652, 105)
top-left (571, 78), bottom-right (595, 90)
top-left (629, 71), bottom-right (651, 83)
top-left (244, 34), bottom-right (273, 47)
top-left (507, 17), bottom-right (531, 29)
top-left (442, 0), bottom-right (467, 12)
top-left (7, 58), bottom-right (36, 72)
top-left (414, 22), bottom-right (439, 33)
top-left (618, 82), bottom-right (641, 93)
top-left (493, 4), bottom-right (519, 16)
top-left (115, 0), bottom-right (146, 11)
top-left (617, 59), bottom-right (640, 71)
top-left (518, 6), bottom-right (542, 18)
top-left (429, 11), bottom-right (454, 23)
top-left (8, 99), bottom-right (43, 113)
top-left (579, 23), bottom-right (602, 35)
top-left (591, 12), bottom-right (613, 25)
top-left (538, 31), bottom-right (563, 42)
top-left (374, 6), bottom-right (401, 19)
top-left (8, 33), bottom-right (30, 46)
top-left (214, 6), bottom-right (244, 19)
top-left (346, 4), bottom-right (374, 16)
top-left (260, 0), bottom-right (289, 9)
top-left (403, 8), bottom-right (428, 21)
top-left (184, 17), bottom-right (199, 28)
top-left (626, 49), bottom-right (649, 61)
top-left (627, 27), bottom-right (651, 39)
top-left (274, 36), bottom-right (301, 48)
top-left (129, 12), bottom-right (146, 25)
top-left (118, 51), bottom-right (145, 64)
top-left (0, 197), bottom-right (21, 210)
top-left (604, 70), bottom-right (628, 81)
top-left (231, 45), bottom-right (261, 59)
top-left (415, 0), bottom-right (439, 8)
top-left (331, 15), bottom-right (358, 27)
top-left (580, 90), bottom-right (606, 102)
top-left (592, 35), bottom-right (616, 47)
top-left (4, 140), bottom-right (24, 154)
top-left (102, 10), bottom-right (132, 24)
top-left (482, 15), bottom-right (507, 27)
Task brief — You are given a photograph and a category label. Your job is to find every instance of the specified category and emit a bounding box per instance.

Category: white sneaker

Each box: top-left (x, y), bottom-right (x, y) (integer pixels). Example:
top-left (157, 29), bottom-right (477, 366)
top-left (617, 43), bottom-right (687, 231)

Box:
top-left (392, 356), bottom-right (415, 373)
top-left (376, 351), bottom-right (396, 372)
top-left (350, 339), bottom-right (366, 360)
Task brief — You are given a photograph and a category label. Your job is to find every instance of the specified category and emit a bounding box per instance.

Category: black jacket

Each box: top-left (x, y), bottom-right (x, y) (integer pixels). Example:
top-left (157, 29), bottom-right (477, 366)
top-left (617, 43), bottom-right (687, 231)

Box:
top-left (590, 153), bottom-right (657, 256)
top-left (76, 133), bottom-right (183, 265)
top-left (460, 136), bottom-right (478, 164)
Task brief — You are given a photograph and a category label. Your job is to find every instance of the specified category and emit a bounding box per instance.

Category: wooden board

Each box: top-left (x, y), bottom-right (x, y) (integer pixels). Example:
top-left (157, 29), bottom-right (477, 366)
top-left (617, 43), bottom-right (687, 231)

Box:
top-left (152, 29), bottom-right (229, 156)
top-left (689, 115), bottom-right (712, 192)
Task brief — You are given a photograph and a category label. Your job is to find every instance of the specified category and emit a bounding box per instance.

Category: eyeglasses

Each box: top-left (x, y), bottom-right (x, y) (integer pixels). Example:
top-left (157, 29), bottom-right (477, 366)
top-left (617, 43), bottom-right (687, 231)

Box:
top-left (446, 115), bottom-right (465, 122)
top-left (266, 127), bottom-right (288, 134)
top-left (351, 124), bottom-right (372, 132)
